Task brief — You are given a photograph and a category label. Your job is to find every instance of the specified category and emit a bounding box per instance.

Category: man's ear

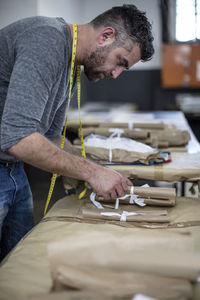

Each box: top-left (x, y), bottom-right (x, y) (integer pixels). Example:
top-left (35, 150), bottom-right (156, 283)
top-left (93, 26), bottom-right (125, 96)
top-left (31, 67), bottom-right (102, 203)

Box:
top-left (97, 27), bottom-right (115, 46)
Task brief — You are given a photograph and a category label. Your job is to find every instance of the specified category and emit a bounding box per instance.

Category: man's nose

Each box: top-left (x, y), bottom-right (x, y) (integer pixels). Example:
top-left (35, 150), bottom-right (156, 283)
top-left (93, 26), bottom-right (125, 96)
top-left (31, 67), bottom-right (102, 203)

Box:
top-left (111, 66), bottom-right (124, 79)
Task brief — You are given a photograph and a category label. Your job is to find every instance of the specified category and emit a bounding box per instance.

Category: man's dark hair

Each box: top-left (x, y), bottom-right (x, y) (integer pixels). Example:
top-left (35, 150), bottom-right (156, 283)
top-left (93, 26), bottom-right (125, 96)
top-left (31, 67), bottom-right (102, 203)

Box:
top-left (91, 4), bottom-right (154, 62)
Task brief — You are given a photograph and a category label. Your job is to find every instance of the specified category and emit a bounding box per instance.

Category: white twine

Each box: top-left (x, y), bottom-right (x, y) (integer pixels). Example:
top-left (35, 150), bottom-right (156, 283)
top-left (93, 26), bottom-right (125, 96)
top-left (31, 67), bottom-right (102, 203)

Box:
top-left (90, 183), bottom-right (149, 210)
top-left (132, 294), bottom-right (157, 300)
top-left (128, 185), bottom-right (146, 207)
top-left (141, 184), bottom-right (150, 188)
top-left (128, 121), bottom-right (134, 129)
top-left (90, 192), bottom-right (104, 209)
top-left (109, 147), bottom-right (112, 163)
top-left (134, 198), bottom-right (146, 207)
top-left (108, 128), bottom-right (124, 138)
top-left (115, 198), bottom-right (119, 209)
top-left (127, 184), bottom-right (148, 206)
top-left (101, 210), bottom-right (144, 222)
top-left (129, 186), bottom-right (135, 204)
top-left (129, 194), bottom-right (139, 204)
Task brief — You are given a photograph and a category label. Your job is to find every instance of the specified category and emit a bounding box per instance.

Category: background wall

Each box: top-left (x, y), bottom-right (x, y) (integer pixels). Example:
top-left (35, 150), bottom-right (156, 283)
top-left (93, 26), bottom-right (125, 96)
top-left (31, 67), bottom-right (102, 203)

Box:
top-left (38, 0), bottom-right (161, 70)
top-left (1, 0), bottom-right (199, 112)
top-left (37, 0), bottom-right (162, 109)
top-left (0, 0), bottom-right (162, 110)
top-left (0, 0), bottom-right (37, 28)
top-left (0, 0), bottom-right (161, 70)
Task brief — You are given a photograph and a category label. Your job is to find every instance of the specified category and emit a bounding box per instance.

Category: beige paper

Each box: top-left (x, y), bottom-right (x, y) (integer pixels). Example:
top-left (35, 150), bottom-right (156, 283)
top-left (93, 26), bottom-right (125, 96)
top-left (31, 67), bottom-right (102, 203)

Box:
top-left (99, 121), bottom-right (165, 129)
top-left (97, 186), bottom-right (176, 200)
top-left (1, 195), bottom-right (200, 300)
top-left (82, 208), bottom-right (169, 223)
top-left (51, 264), bottom-right (192, 300)
top-left (133, 130), bottom-right (190, 148)
top-left (30, 291), bottom-right (114, 300)
top-left (96, 197), bottom-right (176, 207)
top-left (80, 127), bottom-right (150, 139)
top-left (151, 130), bottom-right (190, 147)
top-left (105, 152), bottom-right (200, 182)
top-left (82, 146), bottom-right (160, 164)
top-left (48, 230), bottom-right (200, 282)
top-left (95, 186), bottom-right (176, 207)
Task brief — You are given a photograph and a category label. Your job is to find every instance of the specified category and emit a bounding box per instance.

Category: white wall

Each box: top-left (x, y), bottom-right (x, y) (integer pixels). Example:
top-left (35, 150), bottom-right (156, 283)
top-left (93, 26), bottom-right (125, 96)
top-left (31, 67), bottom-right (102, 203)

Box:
top-left (0, 0), bottom-right (37, 28)
top-left (0, 0), bottom-right (161, 70)
top-left (37, 0), bottom-right (81, 23)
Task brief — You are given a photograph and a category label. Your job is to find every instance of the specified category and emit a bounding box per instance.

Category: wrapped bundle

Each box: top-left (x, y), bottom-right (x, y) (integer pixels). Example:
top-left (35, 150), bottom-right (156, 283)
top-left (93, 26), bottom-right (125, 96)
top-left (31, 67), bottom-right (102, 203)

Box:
top-left (136, 129), bottom-right (190, 148)
top-left (99, 121), bottom-right (165, 130)
top-left (84, 146), bottom-right (160, 164)
top-left (153, 130), bottom-right (190, 147)
top-left (96, 186), bottom-right (176, 207)
top-left (94, 122), bottom-right (190, 148)
top-left (67, 119), bottom-right (99, 130)
top-left (79, 127), bottom-right (150, 139)
top-left (81, 134), bottom-right (160, 164)
top-left (82, 208), bottom-right (170, 223)
top-left (75, 128), bottom-right (190, 153)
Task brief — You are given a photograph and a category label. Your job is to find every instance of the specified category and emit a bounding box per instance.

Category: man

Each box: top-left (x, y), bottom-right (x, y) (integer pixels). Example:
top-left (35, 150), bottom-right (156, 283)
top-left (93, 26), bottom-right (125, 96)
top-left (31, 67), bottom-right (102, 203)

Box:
top-left (0, 4), bottom-right (154, 260)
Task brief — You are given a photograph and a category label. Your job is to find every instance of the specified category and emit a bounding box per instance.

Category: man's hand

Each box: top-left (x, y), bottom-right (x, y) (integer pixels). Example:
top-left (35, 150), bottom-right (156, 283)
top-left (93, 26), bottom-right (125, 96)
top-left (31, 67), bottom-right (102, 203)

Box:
top-left (87, 166), bottom-right (132, 200)
top-left (8, 132), bottom-right (132, 200)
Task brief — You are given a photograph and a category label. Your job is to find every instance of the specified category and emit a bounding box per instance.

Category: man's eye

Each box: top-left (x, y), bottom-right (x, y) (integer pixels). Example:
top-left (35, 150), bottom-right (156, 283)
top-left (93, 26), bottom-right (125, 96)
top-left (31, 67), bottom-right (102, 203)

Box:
top-left (118, 62), bottom-right (125, 68)
top-left (118, 60), bottom-right (129, 69)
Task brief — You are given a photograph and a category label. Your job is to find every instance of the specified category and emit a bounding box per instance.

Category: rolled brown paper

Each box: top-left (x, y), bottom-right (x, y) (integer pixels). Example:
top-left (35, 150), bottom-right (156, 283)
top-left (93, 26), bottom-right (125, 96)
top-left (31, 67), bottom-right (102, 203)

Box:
top-left (82, 208), bottom-right (169, 223)
top-left (80, 127), bottom-right (150, 139)
top-left (99, 121), bottom-right (165, 130)
top-left (96, 186), bottom-right (176, 201)
top-left (96, 196), bottom-right (176, 207)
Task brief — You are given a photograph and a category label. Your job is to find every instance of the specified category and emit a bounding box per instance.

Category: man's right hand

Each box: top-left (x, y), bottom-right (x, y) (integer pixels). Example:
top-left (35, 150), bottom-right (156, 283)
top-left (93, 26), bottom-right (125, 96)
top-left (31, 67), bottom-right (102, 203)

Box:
top-left (8, 132), bottom-right (132, 201)
top-left (87, 165), bottom-right (133, 200)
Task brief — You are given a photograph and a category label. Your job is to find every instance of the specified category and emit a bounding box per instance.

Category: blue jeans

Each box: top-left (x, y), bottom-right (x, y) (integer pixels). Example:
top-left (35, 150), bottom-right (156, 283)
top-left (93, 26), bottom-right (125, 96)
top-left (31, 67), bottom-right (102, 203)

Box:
top-left (0, 162), bottom-right (34, 261)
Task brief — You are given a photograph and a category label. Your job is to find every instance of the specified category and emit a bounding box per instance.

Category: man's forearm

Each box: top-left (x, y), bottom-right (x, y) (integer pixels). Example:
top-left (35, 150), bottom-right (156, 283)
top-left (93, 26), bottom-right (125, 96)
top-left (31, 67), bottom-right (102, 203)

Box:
top-left (8, 132), bottom-right (95, 181)
top-left (52, 136), bottom-right (81, 156)
top-left (8, 132), bottom-right (132, 200)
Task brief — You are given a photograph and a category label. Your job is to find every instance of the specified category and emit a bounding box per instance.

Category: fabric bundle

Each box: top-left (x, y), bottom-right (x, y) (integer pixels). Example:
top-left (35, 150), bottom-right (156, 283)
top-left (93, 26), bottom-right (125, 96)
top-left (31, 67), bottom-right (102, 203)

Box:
top-left (74, 121), bottom-right (190, 149)
top-left (80, 127), bottom-right (150, 139)
top-left (96, 186), bottom-right (176, 207)
top-left (136, 129), bottom-right (190, 148)
top-left (83, 145), bottom-right (160, 164)
top-left (98, 122), bottom-right (190, 147)
top-left (99, 121), bottom-right (165, 129)
top-left (75, 134), bottom-right (160, 165)
top-left (82, 208), bottom-right (169, 223)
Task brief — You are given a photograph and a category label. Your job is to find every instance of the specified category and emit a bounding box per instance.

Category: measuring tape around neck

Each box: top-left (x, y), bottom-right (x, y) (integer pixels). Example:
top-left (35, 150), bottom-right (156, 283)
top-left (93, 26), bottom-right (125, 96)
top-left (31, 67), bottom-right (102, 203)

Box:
top-left (44, 24), bottom-right (86, 215)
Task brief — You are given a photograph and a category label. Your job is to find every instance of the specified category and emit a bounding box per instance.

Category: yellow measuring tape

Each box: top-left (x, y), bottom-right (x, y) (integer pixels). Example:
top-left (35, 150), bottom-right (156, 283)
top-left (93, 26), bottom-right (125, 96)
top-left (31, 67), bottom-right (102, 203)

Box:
top-left (44, 24), bottom-right (87, 216)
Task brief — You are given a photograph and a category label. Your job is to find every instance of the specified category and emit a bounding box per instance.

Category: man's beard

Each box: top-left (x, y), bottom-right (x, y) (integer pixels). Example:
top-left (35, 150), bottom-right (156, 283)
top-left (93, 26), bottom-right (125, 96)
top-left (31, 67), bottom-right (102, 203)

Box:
top-left (84, 44), bottom-right (114, 82)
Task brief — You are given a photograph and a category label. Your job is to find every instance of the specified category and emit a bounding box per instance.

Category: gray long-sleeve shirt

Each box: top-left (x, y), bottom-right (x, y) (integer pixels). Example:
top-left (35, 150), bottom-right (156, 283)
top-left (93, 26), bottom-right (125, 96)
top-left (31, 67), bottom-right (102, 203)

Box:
top-left (0, 16), bottom-right (77, 162)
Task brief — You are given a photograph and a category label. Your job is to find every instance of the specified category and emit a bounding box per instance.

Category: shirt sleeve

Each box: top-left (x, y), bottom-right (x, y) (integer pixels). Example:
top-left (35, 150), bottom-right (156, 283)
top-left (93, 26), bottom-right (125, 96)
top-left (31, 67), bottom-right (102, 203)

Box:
top-left (45, 100), bottom-right (67, 140)
top-left (45, 72), bottom-right (77, 141)
top-left (1, 25), bottom-right (66, 151)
